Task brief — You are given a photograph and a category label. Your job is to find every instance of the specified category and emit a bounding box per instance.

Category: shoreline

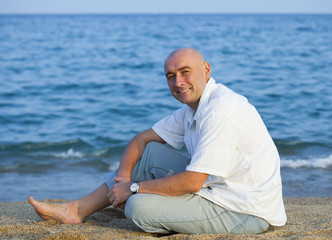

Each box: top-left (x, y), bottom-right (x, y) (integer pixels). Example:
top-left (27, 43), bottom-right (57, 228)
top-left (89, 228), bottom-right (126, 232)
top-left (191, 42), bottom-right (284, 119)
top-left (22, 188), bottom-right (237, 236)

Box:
top-left (0, 197), bottom-right (331, 239)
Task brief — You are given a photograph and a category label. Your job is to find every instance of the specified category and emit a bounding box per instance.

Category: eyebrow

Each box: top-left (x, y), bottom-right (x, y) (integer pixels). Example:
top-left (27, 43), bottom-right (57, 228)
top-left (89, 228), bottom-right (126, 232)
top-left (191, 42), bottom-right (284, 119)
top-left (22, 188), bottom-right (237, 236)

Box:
top-left (165, 66), bottom-right (192, 77)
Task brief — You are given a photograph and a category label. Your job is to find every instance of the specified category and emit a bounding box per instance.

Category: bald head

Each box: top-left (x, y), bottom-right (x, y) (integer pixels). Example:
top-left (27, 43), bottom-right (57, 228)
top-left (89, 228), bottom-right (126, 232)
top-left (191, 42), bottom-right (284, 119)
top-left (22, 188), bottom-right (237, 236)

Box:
top-left (164, 48), bottom-right (205, 69)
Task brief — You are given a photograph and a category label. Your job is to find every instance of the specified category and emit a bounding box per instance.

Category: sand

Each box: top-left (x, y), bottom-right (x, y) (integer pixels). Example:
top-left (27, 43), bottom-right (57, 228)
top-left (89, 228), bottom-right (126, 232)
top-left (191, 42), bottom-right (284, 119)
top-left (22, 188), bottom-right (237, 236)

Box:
top-left (0, 197), bottom-right (331, 240)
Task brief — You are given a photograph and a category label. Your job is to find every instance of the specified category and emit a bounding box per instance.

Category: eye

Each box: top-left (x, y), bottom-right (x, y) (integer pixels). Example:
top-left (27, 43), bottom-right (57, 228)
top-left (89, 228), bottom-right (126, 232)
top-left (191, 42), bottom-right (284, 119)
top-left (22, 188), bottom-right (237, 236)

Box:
top-left (166, 74), bottom-right (175, 81)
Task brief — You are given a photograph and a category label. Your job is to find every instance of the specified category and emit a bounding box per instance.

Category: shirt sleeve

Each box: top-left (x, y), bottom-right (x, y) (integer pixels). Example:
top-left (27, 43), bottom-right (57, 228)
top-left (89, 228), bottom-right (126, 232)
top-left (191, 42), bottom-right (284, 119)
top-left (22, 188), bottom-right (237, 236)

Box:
top-left (186, 112), bottom-right (242, 177)
top-left (152, 107), bottom-right (186, 150)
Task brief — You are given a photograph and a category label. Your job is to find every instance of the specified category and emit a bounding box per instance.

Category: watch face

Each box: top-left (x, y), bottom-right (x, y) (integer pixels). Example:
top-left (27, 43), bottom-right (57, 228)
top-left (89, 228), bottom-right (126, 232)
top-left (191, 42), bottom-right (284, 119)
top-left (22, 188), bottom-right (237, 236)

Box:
top-left (130, 182), bottom-right (139, 193)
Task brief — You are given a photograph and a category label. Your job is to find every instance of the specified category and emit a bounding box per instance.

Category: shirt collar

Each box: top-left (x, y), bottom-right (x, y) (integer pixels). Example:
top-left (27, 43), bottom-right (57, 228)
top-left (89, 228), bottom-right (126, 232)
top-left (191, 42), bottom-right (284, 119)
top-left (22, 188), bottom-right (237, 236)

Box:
top-left (185, 77), bottom-right (217, 123)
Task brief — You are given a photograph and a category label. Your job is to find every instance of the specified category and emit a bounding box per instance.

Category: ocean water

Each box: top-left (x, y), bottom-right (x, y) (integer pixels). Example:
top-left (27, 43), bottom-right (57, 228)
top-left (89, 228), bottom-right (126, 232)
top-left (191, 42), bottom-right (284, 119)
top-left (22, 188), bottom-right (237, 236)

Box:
top-left (0, 14), bottom-right (331, 202)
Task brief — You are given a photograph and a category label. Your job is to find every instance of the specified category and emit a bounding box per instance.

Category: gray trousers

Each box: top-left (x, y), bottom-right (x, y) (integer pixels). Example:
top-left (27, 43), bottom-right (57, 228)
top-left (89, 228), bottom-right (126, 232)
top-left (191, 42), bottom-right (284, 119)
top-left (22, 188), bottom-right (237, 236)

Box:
top-left (104, 142), bottom-right (269, 234)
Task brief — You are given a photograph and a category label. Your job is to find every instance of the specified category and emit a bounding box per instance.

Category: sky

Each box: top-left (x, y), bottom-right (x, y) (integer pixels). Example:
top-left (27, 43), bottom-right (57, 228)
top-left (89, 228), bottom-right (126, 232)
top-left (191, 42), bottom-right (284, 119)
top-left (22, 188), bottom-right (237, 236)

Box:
top-left (1, 0), bottom-right (332, 14)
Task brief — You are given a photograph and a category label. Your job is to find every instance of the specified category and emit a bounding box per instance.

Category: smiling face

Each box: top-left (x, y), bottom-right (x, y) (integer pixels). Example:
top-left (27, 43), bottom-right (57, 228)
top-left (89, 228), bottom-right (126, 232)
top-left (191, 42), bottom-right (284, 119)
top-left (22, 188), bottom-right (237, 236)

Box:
top-left (164, 48), bottom-right (211, 110)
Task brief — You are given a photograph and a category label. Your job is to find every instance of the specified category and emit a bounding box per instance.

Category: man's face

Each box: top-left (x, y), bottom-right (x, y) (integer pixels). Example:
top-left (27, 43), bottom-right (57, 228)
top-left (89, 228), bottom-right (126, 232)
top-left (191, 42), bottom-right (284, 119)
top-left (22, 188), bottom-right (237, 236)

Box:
top-left (164, 50), bottom-right (210, 110)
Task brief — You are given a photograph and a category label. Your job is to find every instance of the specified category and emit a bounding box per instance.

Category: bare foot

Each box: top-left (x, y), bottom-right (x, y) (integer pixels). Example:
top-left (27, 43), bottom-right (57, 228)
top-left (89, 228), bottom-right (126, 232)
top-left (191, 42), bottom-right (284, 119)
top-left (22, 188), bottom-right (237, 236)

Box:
top-left (28, 196), bottom-right (82, 224)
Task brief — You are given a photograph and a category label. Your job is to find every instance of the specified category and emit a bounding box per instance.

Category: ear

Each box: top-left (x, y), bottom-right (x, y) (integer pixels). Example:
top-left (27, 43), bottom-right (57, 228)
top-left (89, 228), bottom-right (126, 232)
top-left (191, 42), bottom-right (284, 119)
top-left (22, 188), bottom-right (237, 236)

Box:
top-left (203, 62), bottom-right (211, 81)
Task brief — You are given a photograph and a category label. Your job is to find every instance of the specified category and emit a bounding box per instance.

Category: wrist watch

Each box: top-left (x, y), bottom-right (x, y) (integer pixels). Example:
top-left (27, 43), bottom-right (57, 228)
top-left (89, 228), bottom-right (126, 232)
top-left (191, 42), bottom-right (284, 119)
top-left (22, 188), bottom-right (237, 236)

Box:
top-left (130, 182), bottom-right (140, 194)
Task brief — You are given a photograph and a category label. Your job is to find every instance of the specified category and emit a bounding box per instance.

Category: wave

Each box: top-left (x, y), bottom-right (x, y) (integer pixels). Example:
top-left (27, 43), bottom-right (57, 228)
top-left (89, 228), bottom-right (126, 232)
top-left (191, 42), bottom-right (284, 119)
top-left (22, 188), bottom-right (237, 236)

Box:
top-left (49, 148), bottom-right (84, 159)
top-left (28, 146), bottom-right (125, 160)
top-left (0, 139), bottom-right (93, 152)
top-left (275, 139), bottom-right (330, 149)
top-left (0, 139), bottom-right (126, 173)
top-left (274, 139), bottom-right (331, 156)
top-left (281, 155), bottom-right (332, 170)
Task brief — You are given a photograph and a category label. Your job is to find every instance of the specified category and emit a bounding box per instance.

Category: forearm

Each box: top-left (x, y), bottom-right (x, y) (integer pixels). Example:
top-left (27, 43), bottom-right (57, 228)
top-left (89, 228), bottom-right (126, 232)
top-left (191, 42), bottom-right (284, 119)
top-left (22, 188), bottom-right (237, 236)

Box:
top-left (116, 129), bottom-right (165, 179)
top-left (139, 171), bottom-right (209, 196)
top-left (116, 136), bottom-right (145, 179)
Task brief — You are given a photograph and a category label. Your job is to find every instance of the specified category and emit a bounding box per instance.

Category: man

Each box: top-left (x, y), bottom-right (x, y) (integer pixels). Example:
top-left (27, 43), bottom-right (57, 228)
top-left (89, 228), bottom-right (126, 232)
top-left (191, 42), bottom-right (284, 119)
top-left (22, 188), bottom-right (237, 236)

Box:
top-left (29, 48), bottom-right (286, 234)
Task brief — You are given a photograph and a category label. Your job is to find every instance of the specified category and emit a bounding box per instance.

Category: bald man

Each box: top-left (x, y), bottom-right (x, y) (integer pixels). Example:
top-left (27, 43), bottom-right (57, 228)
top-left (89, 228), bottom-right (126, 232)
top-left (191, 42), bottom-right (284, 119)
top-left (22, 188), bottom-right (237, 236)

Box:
top-left (29, 48), bottom-right (286, 234)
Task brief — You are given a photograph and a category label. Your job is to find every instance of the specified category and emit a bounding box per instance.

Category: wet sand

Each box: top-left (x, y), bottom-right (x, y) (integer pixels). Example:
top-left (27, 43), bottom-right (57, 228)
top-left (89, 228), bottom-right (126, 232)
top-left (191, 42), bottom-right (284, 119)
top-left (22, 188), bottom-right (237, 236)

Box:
top-left (0, 197), bottom-right (331, 239)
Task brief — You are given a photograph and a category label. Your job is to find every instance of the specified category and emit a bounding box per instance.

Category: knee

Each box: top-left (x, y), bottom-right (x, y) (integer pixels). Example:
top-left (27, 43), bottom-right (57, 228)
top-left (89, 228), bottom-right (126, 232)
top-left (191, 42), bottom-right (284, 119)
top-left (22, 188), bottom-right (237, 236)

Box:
top-left (142, 142), bottom-right (162, 162)
top-left (145, 141), bottom-right (163, 153)
top-left (124, 194), bottom-right (168, 234)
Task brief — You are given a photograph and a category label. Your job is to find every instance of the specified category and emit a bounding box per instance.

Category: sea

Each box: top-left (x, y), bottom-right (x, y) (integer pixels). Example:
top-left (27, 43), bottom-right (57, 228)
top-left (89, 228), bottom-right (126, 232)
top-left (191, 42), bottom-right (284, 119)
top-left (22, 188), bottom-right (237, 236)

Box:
top-left (0, 14), bottom-right (331, 202)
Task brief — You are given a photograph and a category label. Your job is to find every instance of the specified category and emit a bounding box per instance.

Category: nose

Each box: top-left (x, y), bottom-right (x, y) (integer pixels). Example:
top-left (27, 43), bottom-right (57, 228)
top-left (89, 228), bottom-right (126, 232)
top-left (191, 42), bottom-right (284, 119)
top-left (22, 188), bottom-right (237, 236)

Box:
top-left (174, 74), bottom-right (184, 87)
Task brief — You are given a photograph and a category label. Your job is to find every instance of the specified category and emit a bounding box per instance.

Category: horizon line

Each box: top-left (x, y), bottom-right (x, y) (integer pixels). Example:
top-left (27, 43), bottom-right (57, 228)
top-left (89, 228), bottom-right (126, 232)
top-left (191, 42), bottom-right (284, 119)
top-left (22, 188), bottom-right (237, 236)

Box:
top-left (1, 12), bottom-right (332, 15)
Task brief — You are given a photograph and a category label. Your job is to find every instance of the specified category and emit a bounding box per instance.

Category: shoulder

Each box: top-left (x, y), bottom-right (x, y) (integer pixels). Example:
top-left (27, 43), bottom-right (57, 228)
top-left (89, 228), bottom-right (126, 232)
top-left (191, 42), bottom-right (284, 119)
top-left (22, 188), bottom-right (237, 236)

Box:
top-left (206, 83), bottom-right (250, 116)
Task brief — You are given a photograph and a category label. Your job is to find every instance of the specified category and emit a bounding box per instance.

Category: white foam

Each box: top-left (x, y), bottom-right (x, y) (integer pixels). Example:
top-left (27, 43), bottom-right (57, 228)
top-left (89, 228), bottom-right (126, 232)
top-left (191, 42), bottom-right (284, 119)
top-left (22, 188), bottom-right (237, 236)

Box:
top-left (54, 148), bottom-right (84, 159)
top-left (281, 154), bottom-right (332, 169)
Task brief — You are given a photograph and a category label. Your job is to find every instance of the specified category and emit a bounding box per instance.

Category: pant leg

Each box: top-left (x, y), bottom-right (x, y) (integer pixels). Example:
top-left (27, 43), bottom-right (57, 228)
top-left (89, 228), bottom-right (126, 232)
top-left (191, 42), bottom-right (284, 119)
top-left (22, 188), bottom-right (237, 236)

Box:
top-left (104, 142), bottom-right (190, 188)
top-left (125, 193), bottom-right (269, 234)
top-left (130, 141), bottom-right (191, 182)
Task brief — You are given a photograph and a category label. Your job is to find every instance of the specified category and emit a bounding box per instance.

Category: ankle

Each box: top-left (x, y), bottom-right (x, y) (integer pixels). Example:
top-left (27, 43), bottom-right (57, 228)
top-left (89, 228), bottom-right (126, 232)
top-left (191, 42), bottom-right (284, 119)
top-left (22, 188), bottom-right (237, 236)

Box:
top-left (68, 200), bottom-right (85, 222)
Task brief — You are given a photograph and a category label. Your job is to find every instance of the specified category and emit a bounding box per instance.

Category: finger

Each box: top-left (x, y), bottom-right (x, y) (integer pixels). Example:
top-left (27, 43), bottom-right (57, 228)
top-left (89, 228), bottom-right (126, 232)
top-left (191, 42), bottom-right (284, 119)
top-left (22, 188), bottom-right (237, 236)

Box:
top-left (108, 195), bottom-right (114, 205)
top-left (112, 199), bottom-right (119, 208)
top-left (108, 184), bottom-right (114, 192)
top-left (118, 203), bottom-right (126, 210)
top-left (114, 176), bottom-right (127, 182)
top-left (106, 189), bottom-right (113, 198)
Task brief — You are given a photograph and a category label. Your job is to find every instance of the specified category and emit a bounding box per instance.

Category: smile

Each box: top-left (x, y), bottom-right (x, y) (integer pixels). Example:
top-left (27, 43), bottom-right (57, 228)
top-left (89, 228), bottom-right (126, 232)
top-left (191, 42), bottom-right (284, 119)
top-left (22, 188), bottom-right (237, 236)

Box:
top-left (178, 88), bottom-right (190, 94)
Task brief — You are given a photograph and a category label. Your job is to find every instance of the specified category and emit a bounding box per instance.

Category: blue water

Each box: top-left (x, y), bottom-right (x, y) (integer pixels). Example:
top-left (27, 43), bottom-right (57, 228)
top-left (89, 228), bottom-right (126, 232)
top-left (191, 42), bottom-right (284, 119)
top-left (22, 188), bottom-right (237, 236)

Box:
top-left (0, 14), bottom-right (331, 202)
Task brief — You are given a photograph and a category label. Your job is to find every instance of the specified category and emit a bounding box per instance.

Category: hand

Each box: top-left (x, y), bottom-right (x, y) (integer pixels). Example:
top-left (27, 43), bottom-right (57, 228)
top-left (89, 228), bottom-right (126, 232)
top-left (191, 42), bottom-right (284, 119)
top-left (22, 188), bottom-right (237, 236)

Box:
top-left (107, 177), bottom-right (132, 208)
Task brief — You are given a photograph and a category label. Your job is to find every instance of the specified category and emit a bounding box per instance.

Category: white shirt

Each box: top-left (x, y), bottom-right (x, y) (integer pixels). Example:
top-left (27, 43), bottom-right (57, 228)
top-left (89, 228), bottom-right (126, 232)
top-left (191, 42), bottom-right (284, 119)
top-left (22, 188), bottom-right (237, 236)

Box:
top-left (152, 77), bottom-right (287, 226)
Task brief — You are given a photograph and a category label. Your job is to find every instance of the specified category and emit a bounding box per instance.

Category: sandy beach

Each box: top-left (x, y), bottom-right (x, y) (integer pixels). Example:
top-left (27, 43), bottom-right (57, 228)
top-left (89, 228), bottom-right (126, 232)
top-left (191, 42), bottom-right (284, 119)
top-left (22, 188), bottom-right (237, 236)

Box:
top-left (0, 197), bottom-right (331, 239)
